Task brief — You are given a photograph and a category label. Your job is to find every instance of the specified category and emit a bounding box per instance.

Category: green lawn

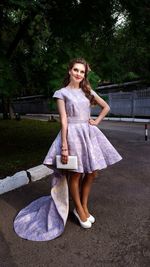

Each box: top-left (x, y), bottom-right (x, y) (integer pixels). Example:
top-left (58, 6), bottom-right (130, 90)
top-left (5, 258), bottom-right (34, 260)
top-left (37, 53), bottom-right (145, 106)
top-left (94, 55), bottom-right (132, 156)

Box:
top-left (0, 119), bottom-right (60, 179)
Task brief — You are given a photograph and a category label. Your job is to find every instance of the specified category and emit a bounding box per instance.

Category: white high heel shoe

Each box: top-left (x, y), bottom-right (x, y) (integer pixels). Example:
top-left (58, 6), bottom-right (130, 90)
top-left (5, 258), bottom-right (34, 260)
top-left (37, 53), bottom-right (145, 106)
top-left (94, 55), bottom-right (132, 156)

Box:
top-left (87, 214), bottom-right (95, 224)
top-left (73, 209), bottom-right (92, 229)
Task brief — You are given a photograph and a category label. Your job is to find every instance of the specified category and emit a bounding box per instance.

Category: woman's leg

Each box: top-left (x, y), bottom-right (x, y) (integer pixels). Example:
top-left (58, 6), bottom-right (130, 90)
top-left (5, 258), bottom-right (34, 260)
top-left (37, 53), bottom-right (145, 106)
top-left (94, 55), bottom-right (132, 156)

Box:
top-left (81, 171), bottom-right (97, 217)
top-left (69, 172), bottom-right (87, 222)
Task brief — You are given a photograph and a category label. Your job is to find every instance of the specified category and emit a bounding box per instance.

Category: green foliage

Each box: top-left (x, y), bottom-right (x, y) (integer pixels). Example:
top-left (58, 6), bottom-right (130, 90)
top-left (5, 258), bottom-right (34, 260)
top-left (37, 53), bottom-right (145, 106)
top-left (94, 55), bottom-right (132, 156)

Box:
top-left (0, 0), bottom-right (149, 107)
top-left (88, 71), bottom-right (101, 90)
top-left (0, 56), bottom-right (20, 96)
top-left (100, 95), bottom-right (109, 103)
top-left (48, 99), bottom-right (57, 112)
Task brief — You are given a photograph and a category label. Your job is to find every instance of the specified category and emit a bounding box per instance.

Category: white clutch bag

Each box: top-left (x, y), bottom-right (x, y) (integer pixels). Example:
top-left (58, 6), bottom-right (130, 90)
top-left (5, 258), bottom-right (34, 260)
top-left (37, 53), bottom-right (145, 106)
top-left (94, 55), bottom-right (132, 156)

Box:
top-left (56, 155), bottom-right (78, 170)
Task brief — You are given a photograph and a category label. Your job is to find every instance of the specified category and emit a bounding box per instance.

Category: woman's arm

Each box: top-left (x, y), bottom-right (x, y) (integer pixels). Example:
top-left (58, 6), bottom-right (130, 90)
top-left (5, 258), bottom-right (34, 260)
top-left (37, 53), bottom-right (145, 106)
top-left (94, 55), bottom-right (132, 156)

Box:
top-left (57, 99), bottom-right (68, 162)
top-left (89, 94), bottom-right (110, 126)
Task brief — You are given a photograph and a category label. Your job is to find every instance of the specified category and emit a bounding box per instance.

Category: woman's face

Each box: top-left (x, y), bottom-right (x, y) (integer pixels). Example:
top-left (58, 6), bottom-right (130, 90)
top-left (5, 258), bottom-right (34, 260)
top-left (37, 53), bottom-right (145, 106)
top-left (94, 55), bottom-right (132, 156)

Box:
top-left (69, 63), bottom-right (85, 84)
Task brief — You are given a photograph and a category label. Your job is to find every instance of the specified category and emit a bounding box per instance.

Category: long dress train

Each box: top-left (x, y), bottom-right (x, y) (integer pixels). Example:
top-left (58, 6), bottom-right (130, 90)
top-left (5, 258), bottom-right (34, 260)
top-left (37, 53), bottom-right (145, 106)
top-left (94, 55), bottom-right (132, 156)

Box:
top-left (14, 169), bottom-right (69, 241)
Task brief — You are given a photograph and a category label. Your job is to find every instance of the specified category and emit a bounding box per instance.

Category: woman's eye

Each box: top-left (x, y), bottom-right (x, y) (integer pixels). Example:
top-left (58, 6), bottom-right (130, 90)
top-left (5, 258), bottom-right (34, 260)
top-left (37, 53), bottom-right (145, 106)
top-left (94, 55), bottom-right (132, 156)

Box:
top-left (73, 68), bottom-right (85, 74)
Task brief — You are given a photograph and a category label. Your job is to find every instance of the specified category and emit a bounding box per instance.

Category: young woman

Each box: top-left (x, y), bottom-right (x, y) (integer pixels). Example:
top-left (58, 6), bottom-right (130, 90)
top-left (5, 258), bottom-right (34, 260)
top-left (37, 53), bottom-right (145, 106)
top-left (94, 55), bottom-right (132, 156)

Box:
top-left (43, 58), bottom-right (122, 228)
top-left (14, 58), bottom-right (122, 241)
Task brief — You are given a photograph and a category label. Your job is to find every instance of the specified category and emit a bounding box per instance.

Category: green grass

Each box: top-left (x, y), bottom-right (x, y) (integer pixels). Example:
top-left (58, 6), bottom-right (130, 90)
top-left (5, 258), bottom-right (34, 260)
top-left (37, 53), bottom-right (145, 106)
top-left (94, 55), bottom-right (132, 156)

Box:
top-left (0, 119), bottom-right (60, 178)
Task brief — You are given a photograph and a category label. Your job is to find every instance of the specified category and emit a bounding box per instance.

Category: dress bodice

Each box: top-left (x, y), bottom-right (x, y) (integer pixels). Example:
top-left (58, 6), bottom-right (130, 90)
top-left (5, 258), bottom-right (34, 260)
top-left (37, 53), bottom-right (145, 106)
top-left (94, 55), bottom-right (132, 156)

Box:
top-left (53, 87), bottom-right (95, 121)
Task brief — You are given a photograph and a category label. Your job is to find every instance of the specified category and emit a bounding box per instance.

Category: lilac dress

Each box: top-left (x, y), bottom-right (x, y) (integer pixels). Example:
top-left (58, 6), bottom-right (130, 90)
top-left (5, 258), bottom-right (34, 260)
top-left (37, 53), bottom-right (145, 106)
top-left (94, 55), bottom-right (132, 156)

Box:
top-left (43, 87), bottom-right (122, 172)
top-left (14, 87), bottom-right (122, 241)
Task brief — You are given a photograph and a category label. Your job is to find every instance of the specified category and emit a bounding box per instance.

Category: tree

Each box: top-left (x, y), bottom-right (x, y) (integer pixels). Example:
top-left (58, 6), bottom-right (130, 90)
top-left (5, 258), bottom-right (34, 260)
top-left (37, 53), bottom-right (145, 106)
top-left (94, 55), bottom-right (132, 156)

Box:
top-left (0, 0), bottom-right (149, 119)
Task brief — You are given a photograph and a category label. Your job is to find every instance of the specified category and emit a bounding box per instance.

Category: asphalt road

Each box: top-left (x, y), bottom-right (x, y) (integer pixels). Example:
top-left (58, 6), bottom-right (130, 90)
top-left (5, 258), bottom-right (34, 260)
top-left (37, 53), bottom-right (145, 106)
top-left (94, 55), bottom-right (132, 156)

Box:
top-left (0, 121), bottom-right (150, 267)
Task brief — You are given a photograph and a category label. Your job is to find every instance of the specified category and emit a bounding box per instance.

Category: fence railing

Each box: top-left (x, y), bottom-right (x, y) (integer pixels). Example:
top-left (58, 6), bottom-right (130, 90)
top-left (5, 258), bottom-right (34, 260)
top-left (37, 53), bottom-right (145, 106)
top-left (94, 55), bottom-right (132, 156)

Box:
top-left (91, 88), bottom-right (150, 117)
top-left (9, 88), bottom-right (150, 117)
top-left (108, 88), bottom-right (150, 117)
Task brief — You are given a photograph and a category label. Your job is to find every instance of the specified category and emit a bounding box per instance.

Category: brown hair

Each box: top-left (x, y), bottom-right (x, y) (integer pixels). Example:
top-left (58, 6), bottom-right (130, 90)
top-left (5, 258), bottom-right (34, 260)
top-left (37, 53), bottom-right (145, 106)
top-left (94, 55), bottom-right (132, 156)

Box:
top-left (63, 58), bottom-right (96, 105)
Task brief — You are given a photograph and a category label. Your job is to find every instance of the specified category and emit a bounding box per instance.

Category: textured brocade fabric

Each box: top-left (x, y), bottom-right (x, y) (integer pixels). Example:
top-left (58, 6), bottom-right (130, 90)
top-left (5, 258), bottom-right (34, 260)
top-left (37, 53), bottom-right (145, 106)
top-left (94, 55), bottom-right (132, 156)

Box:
top-left (13, 87), bottom-right (122, 241)
top-left (14, 170), bottom-right (69, 241)
top-left (43, 87), bottom-right (122, 173)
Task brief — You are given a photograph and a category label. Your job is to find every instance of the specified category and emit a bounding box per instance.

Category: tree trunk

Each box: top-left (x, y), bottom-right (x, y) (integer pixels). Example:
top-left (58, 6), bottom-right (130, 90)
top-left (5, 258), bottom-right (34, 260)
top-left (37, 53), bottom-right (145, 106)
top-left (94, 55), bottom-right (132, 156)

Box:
top-left (1, 95), bottom-right (9, 120)
top-left (1, 96), bottom-right (15, 119)
top-left (6, 13), bottom-right (37, 59)
top-left (8, 98), bottom-right (15, 119)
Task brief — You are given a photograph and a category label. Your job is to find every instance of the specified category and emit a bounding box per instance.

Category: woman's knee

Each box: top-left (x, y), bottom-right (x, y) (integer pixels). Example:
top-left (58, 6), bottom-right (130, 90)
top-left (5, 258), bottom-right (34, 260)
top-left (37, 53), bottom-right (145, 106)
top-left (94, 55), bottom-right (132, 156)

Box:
top-left (69, 172), bottom-right (82, 184)
top-left (92, 170), bottom-right (97, 179)
top-left (89, 171), bottom-right (97, 178)
top-left (86, 171), bottom-right (97, 181)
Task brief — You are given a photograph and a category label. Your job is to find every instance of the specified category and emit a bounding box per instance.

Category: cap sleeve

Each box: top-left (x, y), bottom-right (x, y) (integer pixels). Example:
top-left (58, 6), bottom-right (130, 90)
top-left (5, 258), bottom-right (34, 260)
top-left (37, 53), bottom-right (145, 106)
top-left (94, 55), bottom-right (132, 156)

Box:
top-left (91, 89), bottom-right (99, 97)
top-left (53, 89), bottom-right (65, 100)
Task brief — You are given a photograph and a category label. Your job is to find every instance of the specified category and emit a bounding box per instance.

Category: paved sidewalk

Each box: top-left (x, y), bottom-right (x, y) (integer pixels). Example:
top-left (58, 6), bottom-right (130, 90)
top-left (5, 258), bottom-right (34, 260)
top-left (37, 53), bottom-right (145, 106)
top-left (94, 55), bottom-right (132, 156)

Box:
top-left (0, 121), bottom-right (150, 267)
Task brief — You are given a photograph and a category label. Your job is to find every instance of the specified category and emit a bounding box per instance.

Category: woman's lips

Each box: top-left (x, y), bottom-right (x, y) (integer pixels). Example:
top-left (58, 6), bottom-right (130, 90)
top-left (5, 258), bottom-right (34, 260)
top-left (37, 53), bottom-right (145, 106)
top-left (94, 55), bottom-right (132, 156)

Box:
top-left (75, 76), bottom-right (81, 80)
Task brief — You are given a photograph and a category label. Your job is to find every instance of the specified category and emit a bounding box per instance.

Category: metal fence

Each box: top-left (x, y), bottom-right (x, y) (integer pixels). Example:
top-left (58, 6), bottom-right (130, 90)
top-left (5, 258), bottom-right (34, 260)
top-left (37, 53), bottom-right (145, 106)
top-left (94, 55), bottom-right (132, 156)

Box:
top-left (9, 88), bottom-right (150, 117)
top-left (13, 96), bottom-right (50, 114)
top-left (91, 88), bottom-right (150, 117)
top-left (108, 88), bottom-right (150, 117)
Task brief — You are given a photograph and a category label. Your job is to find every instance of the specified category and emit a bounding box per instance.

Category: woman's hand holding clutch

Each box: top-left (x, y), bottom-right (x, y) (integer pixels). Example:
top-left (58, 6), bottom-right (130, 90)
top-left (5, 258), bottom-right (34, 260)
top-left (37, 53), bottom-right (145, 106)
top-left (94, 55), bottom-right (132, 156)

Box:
top-left (61, 148), bottom-right (69, 164)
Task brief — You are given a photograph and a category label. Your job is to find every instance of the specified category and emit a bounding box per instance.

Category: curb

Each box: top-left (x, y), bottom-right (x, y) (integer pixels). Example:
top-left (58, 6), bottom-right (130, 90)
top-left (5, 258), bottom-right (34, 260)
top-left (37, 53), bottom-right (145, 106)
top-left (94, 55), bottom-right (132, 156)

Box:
top-left (24, 114), bottom-right (150, 123)
top-left (0, 165), bottom-right (53, 195)
top-left (27, 165), bottom-right (53, 182)
top-left (103, 117), bottom-right (150, 123)
top-left (0, 171), bottom-right (29, 195)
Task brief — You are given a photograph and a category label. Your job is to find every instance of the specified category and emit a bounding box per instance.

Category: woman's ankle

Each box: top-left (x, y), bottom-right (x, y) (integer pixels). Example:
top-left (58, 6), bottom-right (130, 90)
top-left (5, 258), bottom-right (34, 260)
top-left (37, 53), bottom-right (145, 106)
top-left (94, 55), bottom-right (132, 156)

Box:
top-left (82, 205), bottom-right (90, 217)
top-left (75, 207), bottom-right (87, 222)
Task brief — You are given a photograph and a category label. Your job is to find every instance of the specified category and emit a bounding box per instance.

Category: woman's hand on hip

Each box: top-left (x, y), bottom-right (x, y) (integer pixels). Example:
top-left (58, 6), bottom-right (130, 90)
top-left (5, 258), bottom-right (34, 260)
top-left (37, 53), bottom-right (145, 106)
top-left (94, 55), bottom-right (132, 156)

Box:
top-left (89, 118), bottom-right (99, 126)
